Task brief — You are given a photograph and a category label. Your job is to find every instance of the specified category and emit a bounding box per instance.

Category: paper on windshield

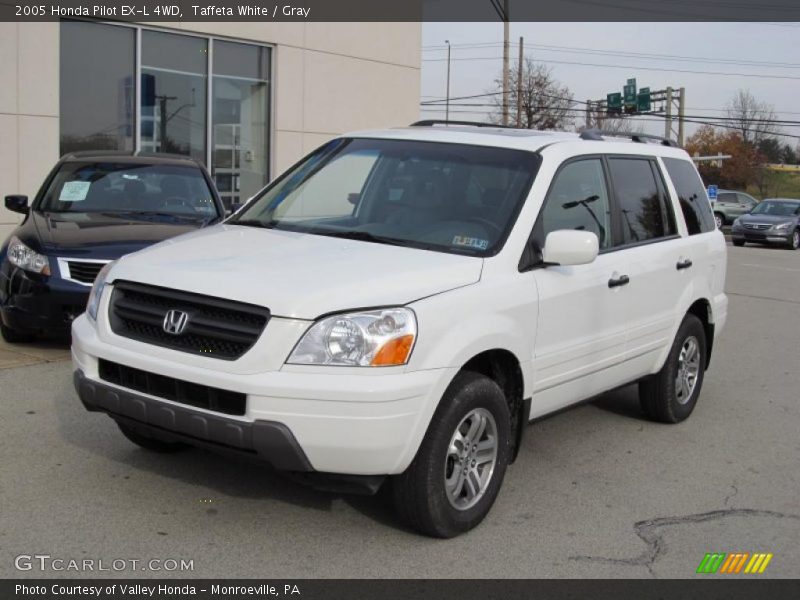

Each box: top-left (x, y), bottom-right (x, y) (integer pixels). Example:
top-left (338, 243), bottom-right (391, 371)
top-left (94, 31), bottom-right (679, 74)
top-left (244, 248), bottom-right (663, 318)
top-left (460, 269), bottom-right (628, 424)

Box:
top-left (59, 181), bottom-right (92, 202)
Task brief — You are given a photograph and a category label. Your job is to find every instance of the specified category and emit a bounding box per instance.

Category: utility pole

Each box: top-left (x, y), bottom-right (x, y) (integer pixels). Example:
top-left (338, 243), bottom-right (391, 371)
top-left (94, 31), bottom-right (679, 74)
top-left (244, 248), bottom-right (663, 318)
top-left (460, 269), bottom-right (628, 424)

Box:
top-left (156, 94), bottom-right (177, 152)
top-left (678, 86), bottom-right (686, 146)
top-left (502, 0), bottom-right (510, 126)
top-left (516, 36), bottom-right (523, 127)
top-left (664, 86), bottom-right (673, 141)
top-left (445, 40), bottom-right (451, 123)
top-left (585, 100), bottom-right (592, 130)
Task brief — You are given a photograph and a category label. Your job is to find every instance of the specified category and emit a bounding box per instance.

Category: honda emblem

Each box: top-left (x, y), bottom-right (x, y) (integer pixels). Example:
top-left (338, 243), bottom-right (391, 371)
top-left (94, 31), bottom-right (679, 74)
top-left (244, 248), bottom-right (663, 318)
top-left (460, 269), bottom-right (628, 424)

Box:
top-left (163, 309), bottom-right (189, 335)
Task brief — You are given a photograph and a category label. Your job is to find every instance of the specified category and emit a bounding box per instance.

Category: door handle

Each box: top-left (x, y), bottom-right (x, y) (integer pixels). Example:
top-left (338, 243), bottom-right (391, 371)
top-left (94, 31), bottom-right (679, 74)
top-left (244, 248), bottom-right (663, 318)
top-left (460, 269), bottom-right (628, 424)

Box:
top-left (676, 259), bottom-right (693, 270)
top-left (608, 274), bottom-right (630, 288)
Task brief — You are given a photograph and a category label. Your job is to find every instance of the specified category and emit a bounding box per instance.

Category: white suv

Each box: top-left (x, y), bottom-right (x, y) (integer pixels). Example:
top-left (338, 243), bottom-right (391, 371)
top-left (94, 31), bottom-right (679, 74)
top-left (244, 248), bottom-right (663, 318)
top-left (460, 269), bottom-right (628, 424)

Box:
top-left (72, 123), bottom-right (727, 538)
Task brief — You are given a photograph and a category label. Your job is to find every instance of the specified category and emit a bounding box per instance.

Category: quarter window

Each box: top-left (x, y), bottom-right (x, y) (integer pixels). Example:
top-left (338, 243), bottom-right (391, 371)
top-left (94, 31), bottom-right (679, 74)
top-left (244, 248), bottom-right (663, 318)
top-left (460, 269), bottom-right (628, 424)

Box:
top-left (536, 158), bottom-right (612, 249)
top-left (662, 158), bottom-right (716, 235)
top-left (607, 158), bottom-right (670, 244)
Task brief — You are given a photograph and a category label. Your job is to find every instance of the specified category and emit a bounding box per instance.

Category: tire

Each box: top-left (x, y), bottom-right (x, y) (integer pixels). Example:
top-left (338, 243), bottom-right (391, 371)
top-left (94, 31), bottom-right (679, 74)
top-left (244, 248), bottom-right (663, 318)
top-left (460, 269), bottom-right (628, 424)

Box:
top-left (392, 371), bottom-right (511, 538)
top-left (639, 314), bottom-right (706, 424)
top-left (713, 213), bottom-right (725, 229)
top-left (732, 240), bottom-right (745, 247)
top-left (0, 322), bottom-right (35, 344)
top-left (789, 229), bottom-right (800, 250)
top-left (117, 422), bottom-right (189, 453)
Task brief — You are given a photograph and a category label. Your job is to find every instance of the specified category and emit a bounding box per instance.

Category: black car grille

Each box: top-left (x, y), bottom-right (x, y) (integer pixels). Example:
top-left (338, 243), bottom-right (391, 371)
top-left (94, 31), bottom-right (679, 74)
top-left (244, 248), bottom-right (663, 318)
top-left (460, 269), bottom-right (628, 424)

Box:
top-left (66, 260), bottom-right (107, 284)
top-left (744, 223), bottom-right (770, 230)
top-left (98, 359), bottom-right (246, 415)
top-left (108, 281), bottom-right (270, 360)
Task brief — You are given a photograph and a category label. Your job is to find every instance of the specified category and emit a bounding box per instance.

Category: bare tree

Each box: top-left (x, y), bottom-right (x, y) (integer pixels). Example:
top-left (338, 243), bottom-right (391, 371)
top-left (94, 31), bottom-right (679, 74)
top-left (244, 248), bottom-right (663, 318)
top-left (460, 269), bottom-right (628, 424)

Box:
top-left (489, 59), bottom-right (575, 130)
top-left (578, 106), bottom-right (644, 134)
top-left (726, 89), bottom-right (780, 145)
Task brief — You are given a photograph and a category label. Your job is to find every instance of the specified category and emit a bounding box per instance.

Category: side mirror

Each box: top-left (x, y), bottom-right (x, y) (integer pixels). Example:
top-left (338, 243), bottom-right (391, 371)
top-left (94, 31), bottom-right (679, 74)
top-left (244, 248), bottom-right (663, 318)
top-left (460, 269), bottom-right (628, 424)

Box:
top-left (5, 195), bottom-right (29, 215)
top-left (542, 230), bottom-right (599, 267)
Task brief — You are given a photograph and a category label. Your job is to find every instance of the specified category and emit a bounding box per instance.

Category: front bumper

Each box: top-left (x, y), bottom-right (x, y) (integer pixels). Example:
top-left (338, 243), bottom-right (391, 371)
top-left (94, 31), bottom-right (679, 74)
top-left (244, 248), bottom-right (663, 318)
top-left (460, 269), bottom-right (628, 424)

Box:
top-left (72, 313), bottom-right (456, 476)
top-left (731, 228), bottom-right (792, 244)
top-left (0, 261), bottom-right (89, 336)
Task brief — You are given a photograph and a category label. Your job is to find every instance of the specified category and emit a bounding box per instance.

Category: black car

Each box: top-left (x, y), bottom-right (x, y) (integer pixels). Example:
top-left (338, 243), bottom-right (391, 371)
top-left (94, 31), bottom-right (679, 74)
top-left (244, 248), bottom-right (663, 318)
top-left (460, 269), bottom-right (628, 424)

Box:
top-left (730, 198), bottom-right (800, 250)
top-left (1, 152), bottom-right (225, 342)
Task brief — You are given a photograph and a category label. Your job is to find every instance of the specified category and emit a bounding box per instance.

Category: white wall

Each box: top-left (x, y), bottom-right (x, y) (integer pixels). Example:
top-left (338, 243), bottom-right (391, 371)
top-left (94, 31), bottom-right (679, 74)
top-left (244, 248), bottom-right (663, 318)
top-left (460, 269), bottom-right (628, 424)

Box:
top-left (0, 21), bottom-right (422, 241)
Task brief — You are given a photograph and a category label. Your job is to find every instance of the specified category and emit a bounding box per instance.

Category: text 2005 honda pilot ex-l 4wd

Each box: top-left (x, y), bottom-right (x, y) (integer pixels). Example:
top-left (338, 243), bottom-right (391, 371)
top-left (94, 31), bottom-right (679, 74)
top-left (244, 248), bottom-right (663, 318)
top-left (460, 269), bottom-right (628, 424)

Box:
top-left (72, 123), bottom-right (727, 538)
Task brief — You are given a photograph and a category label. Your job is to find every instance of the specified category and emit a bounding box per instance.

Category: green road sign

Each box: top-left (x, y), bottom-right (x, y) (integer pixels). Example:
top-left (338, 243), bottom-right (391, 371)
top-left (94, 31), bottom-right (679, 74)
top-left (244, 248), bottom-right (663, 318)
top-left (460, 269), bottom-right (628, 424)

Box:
top-left (607, 92), bottom-right (622, 114)
top-left (637, 87), bottom-right (651, 112)
top-left (623, 78), bottom-right (637, 107)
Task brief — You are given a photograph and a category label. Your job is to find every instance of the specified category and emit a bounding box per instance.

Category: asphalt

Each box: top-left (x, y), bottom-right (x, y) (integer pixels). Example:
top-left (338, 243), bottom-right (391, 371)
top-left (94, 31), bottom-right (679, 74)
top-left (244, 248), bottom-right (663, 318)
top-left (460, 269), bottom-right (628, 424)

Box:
top-left (1, 244), bottom-right (798, 579)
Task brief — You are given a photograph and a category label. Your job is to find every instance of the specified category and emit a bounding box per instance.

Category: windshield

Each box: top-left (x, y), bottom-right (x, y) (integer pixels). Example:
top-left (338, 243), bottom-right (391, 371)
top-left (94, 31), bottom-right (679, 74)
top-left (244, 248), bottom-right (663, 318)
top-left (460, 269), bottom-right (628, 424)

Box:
top-left (39, 161), bottom-right (219, 220)
top-left (231, 138), bottom-right (540, 256)
top-left (751, 200), bottom-right (800, 217)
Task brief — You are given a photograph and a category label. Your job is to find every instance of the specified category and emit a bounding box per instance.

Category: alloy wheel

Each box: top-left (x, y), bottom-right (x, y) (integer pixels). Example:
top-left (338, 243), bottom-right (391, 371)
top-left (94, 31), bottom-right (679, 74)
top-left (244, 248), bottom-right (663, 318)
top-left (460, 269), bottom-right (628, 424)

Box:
top-left (675, 335), bottom-right (701, 405)
top-left (444, 408), bottom-right (498, 511)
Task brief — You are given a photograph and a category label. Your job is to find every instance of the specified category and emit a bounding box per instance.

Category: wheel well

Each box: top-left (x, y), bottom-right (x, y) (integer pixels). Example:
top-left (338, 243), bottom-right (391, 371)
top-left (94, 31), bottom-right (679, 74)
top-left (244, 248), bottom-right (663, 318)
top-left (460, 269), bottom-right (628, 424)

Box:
top-left (461, 349), bottom-right (527, 462)
top-left (687, 299), bottom-right (714, 369)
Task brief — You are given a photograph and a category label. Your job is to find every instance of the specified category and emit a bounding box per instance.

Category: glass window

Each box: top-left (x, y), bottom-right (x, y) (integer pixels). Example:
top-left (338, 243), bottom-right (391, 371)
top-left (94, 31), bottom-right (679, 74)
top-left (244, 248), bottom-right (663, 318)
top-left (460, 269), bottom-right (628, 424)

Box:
top-left (536, 159), bottom-right (612, 249)
top-left (39, 162), bottom-right (219, 220)
top-left (233, 139), bottom-right (540, 257)
top-left (60, 22), bottom-right (135, 155)
top-left (608, 158), bottom-right (668, 244)
top-left (662, 158), bottom-right (716, 235)
top-left (140, 31), bottom-right (207, 162)
top-left (737, 194), bottom-right (757, 207)
top-left (717, 192), bottom-right (737, 204)
top-left (212, 41), bottom-right (271, 210)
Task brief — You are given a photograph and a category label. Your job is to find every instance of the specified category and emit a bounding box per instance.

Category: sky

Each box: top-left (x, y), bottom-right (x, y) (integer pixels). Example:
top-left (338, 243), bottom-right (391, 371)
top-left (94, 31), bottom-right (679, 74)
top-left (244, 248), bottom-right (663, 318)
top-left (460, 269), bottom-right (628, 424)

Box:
top-left (420, 22), bottom-right (800, 144)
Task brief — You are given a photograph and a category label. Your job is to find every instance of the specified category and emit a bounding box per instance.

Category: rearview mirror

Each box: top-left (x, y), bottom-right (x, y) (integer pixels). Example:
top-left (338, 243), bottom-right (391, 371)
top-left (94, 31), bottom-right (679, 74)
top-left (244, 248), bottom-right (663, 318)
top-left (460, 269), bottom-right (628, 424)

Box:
top-left (5, 195), bottom-right (29, 215)
top-left (542, 230), bottom-right (599, 267)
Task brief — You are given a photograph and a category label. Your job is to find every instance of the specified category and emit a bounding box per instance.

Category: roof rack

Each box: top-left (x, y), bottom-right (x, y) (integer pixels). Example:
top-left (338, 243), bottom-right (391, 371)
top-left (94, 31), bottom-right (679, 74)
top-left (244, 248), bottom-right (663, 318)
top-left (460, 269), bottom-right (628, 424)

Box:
top-left (579, 128), bottom-right (679, 147)
top-left (410, 119), bottom-right (515, 129)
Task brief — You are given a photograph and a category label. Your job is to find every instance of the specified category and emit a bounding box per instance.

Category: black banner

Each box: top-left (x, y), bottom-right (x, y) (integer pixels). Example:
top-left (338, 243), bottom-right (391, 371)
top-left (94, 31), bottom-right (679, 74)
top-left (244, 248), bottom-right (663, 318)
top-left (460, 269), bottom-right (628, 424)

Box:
top-left (3, 0), bottom-right (800, 22)
top-left (4, 579), bottom-right (800, 600)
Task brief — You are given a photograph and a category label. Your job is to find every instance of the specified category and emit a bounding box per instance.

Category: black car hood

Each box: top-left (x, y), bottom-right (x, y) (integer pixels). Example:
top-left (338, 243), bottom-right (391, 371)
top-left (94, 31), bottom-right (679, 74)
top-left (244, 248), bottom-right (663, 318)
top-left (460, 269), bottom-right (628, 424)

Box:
top-left (739, 213), bottom-right (796, 224)
top-left (26, 211), bottom-right (208, 258)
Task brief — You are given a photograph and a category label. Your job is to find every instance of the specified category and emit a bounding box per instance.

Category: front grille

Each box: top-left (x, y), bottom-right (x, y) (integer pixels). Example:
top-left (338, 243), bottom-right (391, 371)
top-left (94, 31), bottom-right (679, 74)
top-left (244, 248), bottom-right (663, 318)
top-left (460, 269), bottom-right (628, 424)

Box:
top-left (99, 359), bottom-right (246, 415)
top-left (744, 223), bottom-right (771, 230)
top-left (109, 281), bottom-right (270, 360)
top-left (64, 260), bottom-right (108, 284)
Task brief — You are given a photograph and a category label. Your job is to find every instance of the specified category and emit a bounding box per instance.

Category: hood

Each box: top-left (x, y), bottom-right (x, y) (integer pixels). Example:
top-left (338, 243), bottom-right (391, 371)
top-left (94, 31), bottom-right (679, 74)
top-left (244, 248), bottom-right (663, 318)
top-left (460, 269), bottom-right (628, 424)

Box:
top-left (29, 211), bottom-right (205, 259)
top-left (738, 212), bottom-right (797, 224)
top-left (108, 225), bottom-right (484, 319)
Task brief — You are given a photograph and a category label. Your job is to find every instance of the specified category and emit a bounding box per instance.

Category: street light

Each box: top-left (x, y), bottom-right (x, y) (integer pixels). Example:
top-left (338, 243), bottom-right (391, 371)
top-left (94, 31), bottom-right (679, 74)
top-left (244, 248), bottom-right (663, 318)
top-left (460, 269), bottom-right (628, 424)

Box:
top-left (445, 40), bottom-right (451, 123)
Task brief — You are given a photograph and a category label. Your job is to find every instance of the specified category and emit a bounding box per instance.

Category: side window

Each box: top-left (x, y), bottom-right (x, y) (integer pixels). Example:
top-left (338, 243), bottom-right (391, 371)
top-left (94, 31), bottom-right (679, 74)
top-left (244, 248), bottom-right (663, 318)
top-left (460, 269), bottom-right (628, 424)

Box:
top-left (738, 194), bottom-right (757, 208)
top-left (718, 192), bottom-right (737, 205)
top-left (662, 157), bottom-right (716, 235)
top-left (607, 158), bottom-right (670, 244)
top-left (535, 158), bottom-right (612, 249)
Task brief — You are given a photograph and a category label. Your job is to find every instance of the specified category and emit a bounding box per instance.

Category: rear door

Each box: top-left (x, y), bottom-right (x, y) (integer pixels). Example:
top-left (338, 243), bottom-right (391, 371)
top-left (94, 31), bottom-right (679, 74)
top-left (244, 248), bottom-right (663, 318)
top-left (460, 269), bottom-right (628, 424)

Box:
top-left (605, 156), bottom-right (686, 374)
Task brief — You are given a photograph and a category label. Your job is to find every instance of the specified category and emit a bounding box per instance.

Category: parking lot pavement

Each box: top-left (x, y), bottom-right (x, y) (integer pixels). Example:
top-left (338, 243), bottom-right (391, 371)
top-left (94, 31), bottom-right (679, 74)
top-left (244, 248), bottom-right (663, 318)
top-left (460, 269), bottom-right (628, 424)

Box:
top-left (0, 337), bottom-right (71, 370)
top-left (1, 244), bottom-right (798, 579)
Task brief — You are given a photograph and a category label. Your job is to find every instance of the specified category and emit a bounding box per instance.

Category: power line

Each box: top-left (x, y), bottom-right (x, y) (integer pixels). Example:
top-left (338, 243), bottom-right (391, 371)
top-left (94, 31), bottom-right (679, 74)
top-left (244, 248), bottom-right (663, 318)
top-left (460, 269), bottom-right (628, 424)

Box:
top-left (423, 55), bottom-right (800, 81)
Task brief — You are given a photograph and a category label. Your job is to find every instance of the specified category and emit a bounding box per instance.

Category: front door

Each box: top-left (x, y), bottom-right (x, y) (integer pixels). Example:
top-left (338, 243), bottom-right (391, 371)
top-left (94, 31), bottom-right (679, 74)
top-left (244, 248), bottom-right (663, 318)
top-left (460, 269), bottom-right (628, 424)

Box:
top-left (530, 157), bottom-right (632, 417)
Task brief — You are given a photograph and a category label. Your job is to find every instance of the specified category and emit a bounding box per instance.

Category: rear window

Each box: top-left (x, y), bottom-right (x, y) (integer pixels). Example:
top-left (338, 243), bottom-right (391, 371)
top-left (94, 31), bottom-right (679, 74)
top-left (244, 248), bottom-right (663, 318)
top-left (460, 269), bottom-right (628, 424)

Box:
top-left (662, 158), bottom-right (716, 234)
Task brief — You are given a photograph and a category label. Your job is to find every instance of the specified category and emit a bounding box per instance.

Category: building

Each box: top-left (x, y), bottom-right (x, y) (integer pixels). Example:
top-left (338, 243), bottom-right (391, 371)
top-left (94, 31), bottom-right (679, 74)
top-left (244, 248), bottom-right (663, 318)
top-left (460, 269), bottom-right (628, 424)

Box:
top-left (0, 20), bottom-right (421, 240)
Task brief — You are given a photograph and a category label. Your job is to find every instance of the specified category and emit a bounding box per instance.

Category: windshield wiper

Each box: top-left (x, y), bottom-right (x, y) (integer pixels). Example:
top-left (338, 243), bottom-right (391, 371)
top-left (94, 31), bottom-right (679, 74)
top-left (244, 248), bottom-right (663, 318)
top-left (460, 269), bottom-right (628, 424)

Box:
top-left (229, 219), bottom-right (279, 229)
top-left (316, 230), bottom-right (408, 247)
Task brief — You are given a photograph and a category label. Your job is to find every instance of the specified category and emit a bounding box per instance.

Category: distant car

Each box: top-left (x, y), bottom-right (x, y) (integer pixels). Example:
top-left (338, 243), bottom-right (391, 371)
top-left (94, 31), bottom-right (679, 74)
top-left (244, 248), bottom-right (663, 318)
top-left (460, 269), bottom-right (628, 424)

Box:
top-left (713, 190), bottom-right (759, 228)
top-left (731, 198), bottom-right (800, 249)
top-left (0, 152), bottom-right (225, 342)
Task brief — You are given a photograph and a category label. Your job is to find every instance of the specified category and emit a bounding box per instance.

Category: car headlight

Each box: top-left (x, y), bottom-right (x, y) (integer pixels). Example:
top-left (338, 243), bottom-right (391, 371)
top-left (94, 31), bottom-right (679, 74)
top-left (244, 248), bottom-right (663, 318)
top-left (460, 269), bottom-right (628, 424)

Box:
top-left (732, 217), bottom-right (741, 227)
top-left (773, 221), bottom-right (792, 230)
top-left (287, 308), bottom-right (417, 367)
top-left (86, 261), bottom-right (116, 321)
top-left (6, 236), bottom-right (50, 275)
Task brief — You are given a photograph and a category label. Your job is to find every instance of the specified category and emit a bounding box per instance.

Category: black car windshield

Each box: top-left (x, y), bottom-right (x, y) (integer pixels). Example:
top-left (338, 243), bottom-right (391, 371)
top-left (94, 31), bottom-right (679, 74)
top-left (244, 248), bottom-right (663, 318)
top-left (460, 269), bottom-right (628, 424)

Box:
top-left (38, 161), bottom-right (219, 219)
top-left (750, 200), bottom-right (800, 217)
top-left (231, 138), bottom-right (540, 256)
